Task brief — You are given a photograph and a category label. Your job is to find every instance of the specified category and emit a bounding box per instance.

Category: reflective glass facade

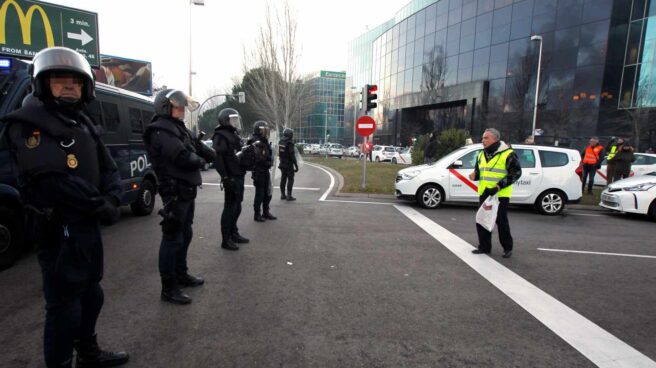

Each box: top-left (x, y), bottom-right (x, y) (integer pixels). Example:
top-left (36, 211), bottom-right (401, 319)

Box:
top-left (299, 71), bottom-right (346, 144)
top-left (346, 0), bottom-right (656, 151)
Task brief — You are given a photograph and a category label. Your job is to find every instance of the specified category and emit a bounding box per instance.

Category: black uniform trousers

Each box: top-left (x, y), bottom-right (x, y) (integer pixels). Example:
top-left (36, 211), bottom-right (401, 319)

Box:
top-left (38, 221), bottom-right (104, 367)
top-left (581, 164), bottom-right (598, 192)
top-left (476, 195), bottom-right (513, 253)
top-left (279, 168), bottom-right (295, 195)
top-left (159, 197), bottom-right (194, 280)
top-left (221, 175), bottom-right (245, 240)
top-left (253, 171), bottom-right (272, 215)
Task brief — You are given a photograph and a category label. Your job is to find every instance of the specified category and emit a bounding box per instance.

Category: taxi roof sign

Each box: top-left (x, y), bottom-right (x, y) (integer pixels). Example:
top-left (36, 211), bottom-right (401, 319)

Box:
top-left (0, 0), bottom-right (99, 66)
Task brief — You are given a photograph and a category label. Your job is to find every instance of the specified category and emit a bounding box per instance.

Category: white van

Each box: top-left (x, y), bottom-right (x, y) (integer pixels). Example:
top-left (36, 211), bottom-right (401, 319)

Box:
top-left (395, 144), bottom-right (583, 215)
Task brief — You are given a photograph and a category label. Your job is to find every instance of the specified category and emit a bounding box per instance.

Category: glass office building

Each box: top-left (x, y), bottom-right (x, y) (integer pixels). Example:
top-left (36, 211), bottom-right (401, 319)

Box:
top-left (346, 0), bottom-right (656, 150)
top-left (299, 71), bottom-right (346, 144)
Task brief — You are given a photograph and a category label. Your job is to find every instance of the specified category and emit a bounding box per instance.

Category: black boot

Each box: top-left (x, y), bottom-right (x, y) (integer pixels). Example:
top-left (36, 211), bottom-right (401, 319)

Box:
top-left (232, 233), bottom-right (250, 244)
top-left (177, 273), bottom-right (204, 287)
top-left (286, 192), bottom-right (296, 201)
top-left (74, 334), bottom-right (129, 368)
top-left (263, 211), bottom-right (277, 220)
top-left (221, 238), bottom-right (239, 251)
top-left (281, 193), bottom-right (287, 200)
top-left (161, 278), bottom-right (192, 305)
top-left (254, 212), bottom-right (266, 222)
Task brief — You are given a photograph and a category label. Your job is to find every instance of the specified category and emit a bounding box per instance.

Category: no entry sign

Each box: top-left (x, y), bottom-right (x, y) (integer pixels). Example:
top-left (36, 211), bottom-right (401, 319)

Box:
top-left (356, 116), bottom-right (376, 137)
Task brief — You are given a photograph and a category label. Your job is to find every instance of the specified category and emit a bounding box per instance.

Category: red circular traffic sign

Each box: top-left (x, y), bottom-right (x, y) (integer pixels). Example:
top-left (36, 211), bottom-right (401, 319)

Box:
top-left (356, 116), bottom-right (376, 137)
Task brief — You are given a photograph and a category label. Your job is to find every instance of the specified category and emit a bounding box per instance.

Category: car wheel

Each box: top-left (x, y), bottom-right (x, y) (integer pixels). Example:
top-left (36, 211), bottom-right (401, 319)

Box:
top-left (649, 200), bottom-right (656, 222)
top-left (375, 157), bottom-right (380, 162)
top-left (392, 158), bottom-right (397, 164)
top-left (417, 184), bottom-right (444, 209)
top-left (130, 179), bottom-right (156, 216)
top-left (0, 207), bottom-right (22, 271)
top-left (535, 190), bottom-right (565, 215)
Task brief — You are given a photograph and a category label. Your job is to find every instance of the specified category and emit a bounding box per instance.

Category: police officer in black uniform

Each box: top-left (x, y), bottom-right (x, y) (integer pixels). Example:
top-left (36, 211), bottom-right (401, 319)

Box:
top-left (248, 121), bottom-right (277, 222)
top-left (212, 108), bottom-right (249, 251)
top-left (278, 128), bottom-right (299, 201)
top-left (143, 89), bottom-right (216, 305)
top-left (1, 47), bottom-right (128, 368)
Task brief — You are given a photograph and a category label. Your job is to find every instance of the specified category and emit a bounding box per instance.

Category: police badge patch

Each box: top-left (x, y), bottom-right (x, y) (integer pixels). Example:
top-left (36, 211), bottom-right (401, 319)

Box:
top-left (25, 131), bottom-right (40, 148)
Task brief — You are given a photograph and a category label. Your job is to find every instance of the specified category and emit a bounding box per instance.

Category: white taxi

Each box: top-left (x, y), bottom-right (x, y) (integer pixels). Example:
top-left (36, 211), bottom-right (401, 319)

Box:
top-left (392, 147), bottom-right (412, 165)
top-left (395, 144), bottom-right (583, 215)
top-left (593, 153), bottom-right (656, 186)
top-left (599, 172), bottom-right (656, 221)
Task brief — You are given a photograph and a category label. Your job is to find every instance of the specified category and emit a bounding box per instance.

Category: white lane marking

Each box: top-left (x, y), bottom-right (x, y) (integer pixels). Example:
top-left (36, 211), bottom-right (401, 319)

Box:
top-left (305, 163), bottom-right (334, 201)
top-left (394, 204), bottom-right (656, 368)
top-left (539, 248), bottom-right (656, 260)
top-left (202, 183), bottom-right (320, 191)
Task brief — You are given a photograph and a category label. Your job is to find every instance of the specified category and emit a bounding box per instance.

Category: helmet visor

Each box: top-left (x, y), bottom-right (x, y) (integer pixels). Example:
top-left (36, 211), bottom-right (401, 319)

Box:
top-left (166, 90), bottom-right (199, 112)
top-left (229, 114), bottom-right (242, 131)
top-left (259, 126), bottom-right (270, 139)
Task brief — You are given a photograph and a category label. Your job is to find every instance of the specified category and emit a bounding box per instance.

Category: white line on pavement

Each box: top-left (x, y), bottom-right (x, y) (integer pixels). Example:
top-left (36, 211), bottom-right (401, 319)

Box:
top-left (538, 248), bottom-right (656, 259)
top-left (305, 163), bottom-right (334, 201)
top-left (394, 204), bottom-right (656, 368)
top-left (202, 183), bottom-right (320, 191)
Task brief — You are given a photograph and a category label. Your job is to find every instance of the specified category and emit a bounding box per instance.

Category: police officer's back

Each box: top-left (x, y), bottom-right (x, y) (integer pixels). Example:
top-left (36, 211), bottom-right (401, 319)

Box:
top-left (143, 89), bottom-right (216, 305)
top-left (278, 128), bottom-right (298, 200)
top-left (212, 108), bottom-right (249, 250)
top-left (1, 47), bottom-right (128, 368)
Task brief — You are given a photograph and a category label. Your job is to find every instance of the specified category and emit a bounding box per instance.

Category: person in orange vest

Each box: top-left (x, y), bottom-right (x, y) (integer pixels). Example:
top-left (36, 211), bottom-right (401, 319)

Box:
top-left (581, 137), bottom-right (604, 194)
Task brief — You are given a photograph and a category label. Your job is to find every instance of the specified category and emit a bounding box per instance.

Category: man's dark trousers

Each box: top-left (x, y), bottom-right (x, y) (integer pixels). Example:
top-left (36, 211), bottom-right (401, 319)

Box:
top-left (582, 163), bottom-right (597, 192)
top-left (159, 197), bottom-right (195, 279)
top-left (280, 169), bottom-right (294, 195)
top-left (222, 175), bottom-right (244, 240)
top-left (38, 221), bottom-right (104, 367)
top-left (253, 171), bottom-right (272, 214)
top-left (476, 195), bottom-right (513, 253)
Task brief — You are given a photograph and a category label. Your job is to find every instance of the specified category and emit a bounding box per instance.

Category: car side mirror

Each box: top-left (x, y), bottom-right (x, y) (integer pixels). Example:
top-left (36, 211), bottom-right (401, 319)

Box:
top-left (451, 160), bottom-right (463, 168)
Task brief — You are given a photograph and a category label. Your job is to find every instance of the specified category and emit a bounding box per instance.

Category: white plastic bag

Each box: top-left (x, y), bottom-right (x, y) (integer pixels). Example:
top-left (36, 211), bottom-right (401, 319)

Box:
top-left (476, 195), bottom-right (499, 232)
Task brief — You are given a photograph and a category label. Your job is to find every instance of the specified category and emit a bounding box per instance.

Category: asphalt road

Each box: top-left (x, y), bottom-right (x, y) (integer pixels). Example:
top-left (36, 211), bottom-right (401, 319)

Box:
top-left (1, 162), bottom-right (655, 367)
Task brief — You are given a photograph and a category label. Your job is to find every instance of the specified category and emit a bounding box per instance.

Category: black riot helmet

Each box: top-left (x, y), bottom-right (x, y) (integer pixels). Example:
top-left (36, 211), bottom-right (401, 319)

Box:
top-left (283, 128), bottom-right (293, 139)
top-left (217, 108), bottom-right (242, 131)
top-left (253, 120), bottom-right (270, 139)
top-left (30, 47), bottom-right (95, 103)
top-left (153, 89), bottom-right (199, 117)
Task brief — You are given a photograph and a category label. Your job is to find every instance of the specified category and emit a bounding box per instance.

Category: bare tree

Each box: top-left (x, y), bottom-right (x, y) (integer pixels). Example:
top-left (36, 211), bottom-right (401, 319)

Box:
top-left (421, 45), bottom-right (447, 101)
top-left (241, 0), bottom-right (307, 133)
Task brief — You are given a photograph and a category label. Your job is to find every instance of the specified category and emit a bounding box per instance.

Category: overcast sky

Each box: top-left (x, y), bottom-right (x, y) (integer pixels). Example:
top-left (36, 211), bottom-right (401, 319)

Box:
top-left (49, 0), bottom-right (404, 101)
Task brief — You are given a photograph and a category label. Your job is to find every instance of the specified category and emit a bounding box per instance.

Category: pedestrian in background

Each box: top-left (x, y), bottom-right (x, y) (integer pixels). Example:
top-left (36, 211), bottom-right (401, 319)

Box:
top-left (605, 137), bottom-right (621, 184)
top-left (144, 89), bottom-right (216, 305)
top-left (423, 130), bottom-right (438, 164)
top-left (611, 140), bottom-right (635, 182)
top-left (1, 47), bottom-right (129, 367)
top-left (278, 128), bottom-right (299, 201)
top-left (469, 128), bottom-right (522, 258)
top-left (581, 137), bottom-right (604, 194)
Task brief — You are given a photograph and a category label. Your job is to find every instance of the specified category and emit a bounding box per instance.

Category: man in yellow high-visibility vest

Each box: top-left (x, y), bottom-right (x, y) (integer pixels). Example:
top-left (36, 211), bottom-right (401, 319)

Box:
top-left (468, 128), bottom-right (522, 258)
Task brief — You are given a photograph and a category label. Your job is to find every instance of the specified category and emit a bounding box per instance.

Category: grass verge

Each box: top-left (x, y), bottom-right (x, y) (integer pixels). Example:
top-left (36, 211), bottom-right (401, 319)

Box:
top-left (304, 156), bottom-right (400, 194)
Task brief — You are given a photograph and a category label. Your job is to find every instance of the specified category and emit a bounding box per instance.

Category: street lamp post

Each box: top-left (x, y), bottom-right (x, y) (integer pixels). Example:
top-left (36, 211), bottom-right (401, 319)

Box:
top-left (530, 35), bottom-right (543, 142)
top-left (189, 0), bottom-right (204, 97)
top-left (324, 109), bottom-right (328, 159)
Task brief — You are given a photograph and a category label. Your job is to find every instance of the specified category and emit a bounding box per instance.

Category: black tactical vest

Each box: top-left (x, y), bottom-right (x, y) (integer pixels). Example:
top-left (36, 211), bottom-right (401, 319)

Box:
top-left (5, 105), bottom-right (101, 189)
top-left (213, 126), bottom-right (245, 177)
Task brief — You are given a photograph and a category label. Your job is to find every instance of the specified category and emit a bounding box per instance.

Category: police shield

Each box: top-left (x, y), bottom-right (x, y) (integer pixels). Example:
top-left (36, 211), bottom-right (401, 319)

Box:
top-left (268, 129), bottom-right (278, 197)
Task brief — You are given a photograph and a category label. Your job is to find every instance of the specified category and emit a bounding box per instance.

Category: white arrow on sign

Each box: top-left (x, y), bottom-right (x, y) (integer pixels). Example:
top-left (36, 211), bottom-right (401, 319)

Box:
top-left (67, 29), bottom-right (93, 46)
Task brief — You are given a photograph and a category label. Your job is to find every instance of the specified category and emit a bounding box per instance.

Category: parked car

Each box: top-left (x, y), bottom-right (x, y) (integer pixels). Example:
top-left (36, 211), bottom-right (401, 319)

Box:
top-left (395, 144), bottom-right (583, 215)
top-left (392, 147), bottom-right (412, 165)
top-left (599, 172), bottom-right (656, 221)
top-left (345, 146), bottom-right (360, 157)
top-left (309, 144), bottom-right (321, 154)
top-left (373, 145), bottom-right (396, 162)
top-left (327, 143), bottom-right (344, 158)
top-left (318, 144), bottom-right (329, 155)
top-left (593, 153), bottom-right (656, 185)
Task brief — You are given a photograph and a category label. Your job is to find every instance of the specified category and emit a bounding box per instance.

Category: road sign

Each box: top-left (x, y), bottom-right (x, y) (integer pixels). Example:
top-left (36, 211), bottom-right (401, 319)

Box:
top-left (356, 115), bottom-right (376, 137)
top-left (0, 0), bottom-right (99, 66)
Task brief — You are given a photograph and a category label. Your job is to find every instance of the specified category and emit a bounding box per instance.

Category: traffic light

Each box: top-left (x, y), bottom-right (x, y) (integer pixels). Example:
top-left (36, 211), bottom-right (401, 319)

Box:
top-left (364, 84), bottom-right (378, 113)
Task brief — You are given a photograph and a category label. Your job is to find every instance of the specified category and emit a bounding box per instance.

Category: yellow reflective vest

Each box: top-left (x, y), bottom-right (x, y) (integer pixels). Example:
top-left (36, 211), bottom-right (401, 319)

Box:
top-left (477, 149), bottom-right (514, 198)
top-left (606, 145), bottom-right (618, 161)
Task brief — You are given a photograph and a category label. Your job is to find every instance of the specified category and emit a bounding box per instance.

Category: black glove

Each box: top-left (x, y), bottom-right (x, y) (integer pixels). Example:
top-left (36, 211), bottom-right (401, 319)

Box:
top-left (294, 164), bottom-right (299, 173)
top-left (198, 157), bottom-right (207, 169)
top-left (484, 186), bottom-right (500, 197)
top-left (91, 196), bottom-right (120, 225)
top-left (222, 177), bottom-right (236, 192)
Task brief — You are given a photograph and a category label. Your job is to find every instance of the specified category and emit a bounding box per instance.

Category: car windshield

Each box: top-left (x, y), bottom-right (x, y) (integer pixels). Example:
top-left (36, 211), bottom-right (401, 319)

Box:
top-left (401, 148), bottom-right (410, 153)
top-left (432, 146), bottom-right (469, 166)
top-left (384, 147), bottom-right (395, 152)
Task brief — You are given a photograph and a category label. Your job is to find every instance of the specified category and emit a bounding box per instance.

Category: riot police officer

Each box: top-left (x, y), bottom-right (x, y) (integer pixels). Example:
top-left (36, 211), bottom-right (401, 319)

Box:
top-left (212, 108), bottom-right (249, 251)
top-left (278, 128), bottom-right (299, 200)
top-left (144, 89), bottom-right (216, 305)
top-left (1, 47), bottom-right (128, 367)
top-left (248, 121), bottom-right (277, 222)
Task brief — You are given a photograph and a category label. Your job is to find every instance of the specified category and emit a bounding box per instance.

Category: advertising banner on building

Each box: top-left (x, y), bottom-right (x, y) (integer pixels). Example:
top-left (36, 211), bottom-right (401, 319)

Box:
top-left (95, 54), bottom-right (152, 96)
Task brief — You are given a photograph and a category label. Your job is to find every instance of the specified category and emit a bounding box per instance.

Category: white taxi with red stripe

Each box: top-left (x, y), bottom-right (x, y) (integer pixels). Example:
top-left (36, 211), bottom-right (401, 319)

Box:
top-left (395, 144), bottom-right (583, 215)
top-left (392, 147), bottom-right (412, 165)
top-left (593, 153), bottom-right (656, 186)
